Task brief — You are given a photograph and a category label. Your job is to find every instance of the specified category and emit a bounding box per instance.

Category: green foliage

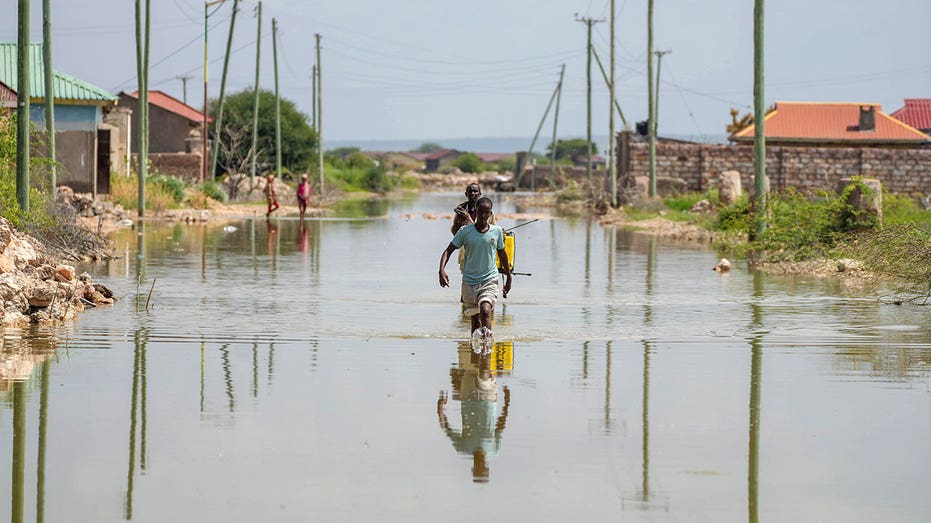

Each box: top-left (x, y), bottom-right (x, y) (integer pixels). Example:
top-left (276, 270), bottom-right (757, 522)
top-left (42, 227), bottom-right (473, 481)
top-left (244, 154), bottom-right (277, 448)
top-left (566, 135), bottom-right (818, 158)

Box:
top-left (556, 180), bottom-right (586, 203)
top-left (454, 152), bottom-right (482, 173)
top-left (147, 175), bottom-right (185, 203)
top-left (326, 161), bottom-right (393, 193)
top-left (412, 142), bottom-right (443, 153)
top-left (0, 112), bottom-right (56, 229)
top-left (493, 157), bottom-right (515, 173)
top-left (883, 192), bottom-right (931, 228)
top-left (545, 138), bottom-right (597, 161)
top-left (329, 146), bottom-right (361, 158)
top-left (208, 89), bottom-right (317, 176)
top-left (198, 180), bottom-right (228, 203)
top-left (396, 173), bottom-right (421, 190)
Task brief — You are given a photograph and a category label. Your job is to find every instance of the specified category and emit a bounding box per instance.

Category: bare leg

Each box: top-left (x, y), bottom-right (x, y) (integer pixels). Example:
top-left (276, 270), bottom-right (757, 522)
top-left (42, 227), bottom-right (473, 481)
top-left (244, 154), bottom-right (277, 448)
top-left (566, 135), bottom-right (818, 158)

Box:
top-left (479, 302), bottom-right (493, 331)
top-left (471, 314), bottom-right (480, 332)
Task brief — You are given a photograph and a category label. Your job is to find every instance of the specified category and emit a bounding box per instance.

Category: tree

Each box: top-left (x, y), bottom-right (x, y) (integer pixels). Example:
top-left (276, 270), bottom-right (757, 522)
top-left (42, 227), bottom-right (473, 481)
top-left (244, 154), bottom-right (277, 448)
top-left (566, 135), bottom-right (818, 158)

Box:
top-left (208, 89), bottom-right (316, 178)
top-left (413, 142), bottom-right (443, 153)
top-left (454, 152), bottom-right (482, 173)
top-left (545, 138), bottom-right (597, 161)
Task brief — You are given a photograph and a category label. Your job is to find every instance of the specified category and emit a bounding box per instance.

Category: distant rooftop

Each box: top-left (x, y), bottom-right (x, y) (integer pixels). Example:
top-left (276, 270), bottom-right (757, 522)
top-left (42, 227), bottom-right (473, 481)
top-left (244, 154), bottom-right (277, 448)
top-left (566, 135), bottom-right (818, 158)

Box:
top-left (890, 99), bottom-right (931, 132)
top-left (0, 43), bottom-right (116, 105)
top-left (123, 90), bottom-right (211, 123)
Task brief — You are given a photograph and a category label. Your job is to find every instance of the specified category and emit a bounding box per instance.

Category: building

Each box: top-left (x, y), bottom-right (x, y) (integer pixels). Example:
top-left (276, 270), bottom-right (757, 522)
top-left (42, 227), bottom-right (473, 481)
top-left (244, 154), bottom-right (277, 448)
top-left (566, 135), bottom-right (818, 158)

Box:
top-left (118, 90), bottom-right (209, 154)
top-left (729, 101), bottom-right (929, 148)
top-left (890, 99), bottom-right (931, 136)
top-left (424, 149), bottom-right (462, 171)
top-left (0, 43), bottom-right (119, 195)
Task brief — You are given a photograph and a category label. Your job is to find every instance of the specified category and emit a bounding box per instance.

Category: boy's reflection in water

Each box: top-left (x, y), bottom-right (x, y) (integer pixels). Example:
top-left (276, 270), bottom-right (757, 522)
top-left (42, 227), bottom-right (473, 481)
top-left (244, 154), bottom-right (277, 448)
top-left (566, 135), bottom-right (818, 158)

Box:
top-left (437, 342), bottom-right (512, 483)
top-left (296, 218), bottom-right (309, 254)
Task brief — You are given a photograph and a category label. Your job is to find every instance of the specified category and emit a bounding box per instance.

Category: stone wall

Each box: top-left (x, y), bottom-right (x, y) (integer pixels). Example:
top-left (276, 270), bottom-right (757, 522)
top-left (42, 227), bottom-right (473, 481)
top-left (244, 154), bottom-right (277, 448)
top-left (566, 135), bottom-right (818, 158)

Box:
top-left (134, 152), bottom-right (203, 182)
top-left (618, 135), bottom-right (931, 195)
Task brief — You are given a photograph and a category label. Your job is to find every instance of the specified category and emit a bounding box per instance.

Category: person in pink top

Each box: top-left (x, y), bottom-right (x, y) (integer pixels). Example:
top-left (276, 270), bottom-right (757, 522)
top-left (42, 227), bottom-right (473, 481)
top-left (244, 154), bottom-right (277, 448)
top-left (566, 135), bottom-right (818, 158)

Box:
top-left (296, 173), bottom-right (312, 218)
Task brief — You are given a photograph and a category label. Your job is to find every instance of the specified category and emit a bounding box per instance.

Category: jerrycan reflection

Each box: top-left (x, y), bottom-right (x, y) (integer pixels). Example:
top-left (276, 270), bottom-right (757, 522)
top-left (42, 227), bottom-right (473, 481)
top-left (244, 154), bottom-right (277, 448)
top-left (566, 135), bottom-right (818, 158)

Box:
top-left (437, 342), bottom-right (514, 483)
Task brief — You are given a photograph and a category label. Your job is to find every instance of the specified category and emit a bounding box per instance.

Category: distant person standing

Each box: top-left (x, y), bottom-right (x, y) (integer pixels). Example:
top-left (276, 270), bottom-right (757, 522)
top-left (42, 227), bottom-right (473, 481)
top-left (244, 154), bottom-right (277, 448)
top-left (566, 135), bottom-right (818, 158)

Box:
top-left (439, 197), bottom-right (512, 340)
top-left (296, 173), bottom-right (312, 218)
top-left (265, 173), bottom-right (280, 217)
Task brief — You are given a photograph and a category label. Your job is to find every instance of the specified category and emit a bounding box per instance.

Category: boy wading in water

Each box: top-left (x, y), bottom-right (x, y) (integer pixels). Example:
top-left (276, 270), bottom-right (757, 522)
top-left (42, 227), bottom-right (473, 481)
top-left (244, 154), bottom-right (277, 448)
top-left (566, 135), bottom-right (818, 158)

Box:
top-left (439, 197), bottom-right (512, 344)
top-left (265, 174), bottom-right (280, 217)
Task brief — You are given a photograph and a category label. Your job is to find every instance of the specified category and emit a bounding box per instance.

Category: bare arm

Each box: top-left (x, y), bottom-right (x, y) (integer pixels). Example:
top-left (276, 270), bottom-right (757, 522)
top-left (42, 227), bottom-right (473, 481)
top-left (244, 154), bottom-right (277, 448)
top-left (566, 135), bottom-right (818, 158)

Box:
top-left (496, 248), bottom-right (512, 298)
top-left (439, 242), bottom-right (458, 287)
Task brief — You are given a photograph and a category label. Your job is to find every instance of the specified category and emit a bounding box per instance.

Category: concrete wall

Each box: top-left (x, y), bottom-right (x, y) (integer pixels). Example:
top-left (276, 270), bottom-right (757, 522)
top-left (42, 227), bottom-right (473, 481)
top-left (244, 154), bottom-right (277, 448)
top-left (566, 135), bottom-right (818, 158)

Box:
top-left (120, 94), bottom-right (198, 154)
top-left (138, 152), bottom-right (203, 182)
top-left (56, 130), bottom-right (96, 194)
top-left (617, 134), bottom-right (931, 195)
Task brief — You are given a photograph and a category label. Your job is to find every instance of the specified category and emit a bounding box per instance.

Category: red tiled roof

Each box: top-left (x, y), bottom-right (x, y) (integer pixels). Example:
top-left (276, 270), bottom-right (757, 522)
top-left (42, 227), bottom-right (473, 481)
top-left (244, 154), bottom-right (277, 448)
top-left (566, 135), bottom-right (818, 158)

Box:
top-left (890, 98), bottom-right (931, 131)
top-left (730, 101), bottom-right (929, 143)
top-left (476, 152), bottom-right (513, 162)
top-left (0, 80), bottom-right (15, 105)
top-left (127, 90), bottom-right (211, 123)
top-left (423, 148), bottom-right (460, 160)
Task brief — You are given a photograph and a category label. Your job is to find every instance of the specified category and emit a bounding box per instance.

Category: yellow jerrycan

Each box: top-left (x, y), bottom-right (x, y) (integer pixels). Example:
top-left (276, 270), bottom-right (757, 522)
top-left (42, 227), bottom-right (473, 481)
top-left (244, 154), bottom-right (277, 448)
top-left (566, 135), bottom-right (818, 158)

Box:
top-left (497, 232), bottom-right (515, 273)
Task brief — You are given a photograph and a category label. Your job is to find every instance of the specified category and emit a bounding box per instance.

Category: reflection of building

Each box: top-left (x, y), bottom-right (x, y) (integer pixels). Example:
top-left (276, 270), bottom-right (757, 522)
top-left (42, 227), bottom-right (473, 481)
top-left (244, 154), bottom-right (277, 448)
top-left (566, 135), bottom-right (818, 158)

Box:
top-left (438, 342), bottom-right (512, 483)
top-left (0, 43), bottom-right (120, 195)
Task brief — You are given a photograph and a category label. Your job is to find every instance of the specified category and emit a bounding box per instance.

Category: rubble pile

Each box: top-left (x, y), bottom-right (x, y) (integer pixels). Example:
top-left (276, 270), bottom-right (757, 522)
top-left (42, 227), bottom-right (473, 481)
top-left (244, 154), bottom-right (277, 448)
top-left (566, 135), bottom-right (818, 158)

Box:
top-left (0, 217), bottom-right (114, 327)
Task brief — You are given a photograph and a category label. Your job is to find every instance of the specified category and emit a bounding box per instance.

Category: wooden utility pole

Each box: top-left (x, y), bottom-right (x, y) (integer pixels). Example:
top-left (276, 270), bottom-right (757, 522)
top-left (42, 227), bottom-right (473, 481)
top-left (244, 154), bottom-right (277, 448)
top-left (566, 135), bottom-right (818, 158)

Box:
top-left (549, 64), bottom-right (565, 189)
top-left (210, 0), bottom-right (239, 179)
top-left (135, 0), bottom-right (150, 217)
top-left (752, 0), bottom-right (767, 237)
top-left (592, 48), bottom-right (628, 128)
top-left (609, 0), bottom-right (617, 205)
top-left (249, 1), bottom-right (262, 190)
top-left (272, 18), bottom-right (281, 179)
top-left (576, 15), bottom-right (603, 192)
top-left (525, 67), bottom-right (564, 191)
top-left (43, 0), bottom-right (55, 191)
top-left (16, 0), bottom-right (30, 212)
top-left (315, 33), bottom-right (323, 192)
top-left (203, 0), bottom-right (225, 183)
top-left (653, 50), bottom-right (671, 143)
top-left (646, 0), bottom-right (656, 197)
top-left (177, 75), bottom-right (192, 104)
top-left (311, 64), bottom-right (316, 132)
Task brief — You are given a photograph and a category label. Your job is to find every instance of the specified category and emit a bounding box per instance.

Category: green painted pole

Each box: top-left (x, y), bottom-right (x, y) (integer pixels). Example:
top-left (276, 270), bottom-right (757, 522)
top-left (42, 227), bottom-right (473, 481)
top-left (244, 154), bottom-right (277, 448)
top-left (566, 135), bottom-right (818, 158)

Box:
top-left (249, 1), bottom-right (262, 190)
top-left (36, 359), bottom-right (50, 523)
top-left (585, 21), bottom-right (593, 189)
top-left (272, 18), bottom-right (281, 179)
top-left (12, 381), bottom-right (26, 523)
top-left (16, 0), bottom-right (30, 212)
top-left (141, 0), bottom-right (150, 215)
top-left (210, 0), bottom-right (239, 178)
top-left (134, 0), bottom-right (146, 217)
top-left (753, 0), bottom-right (767, 237)
top-left (42, 0), bottom-right (55, 191)
top-left (646, 0), bottom-right (656, 198)
top-left (315, 33), bottom-right (324, 192)
top-left (609, 0), bottom-right (616, 206)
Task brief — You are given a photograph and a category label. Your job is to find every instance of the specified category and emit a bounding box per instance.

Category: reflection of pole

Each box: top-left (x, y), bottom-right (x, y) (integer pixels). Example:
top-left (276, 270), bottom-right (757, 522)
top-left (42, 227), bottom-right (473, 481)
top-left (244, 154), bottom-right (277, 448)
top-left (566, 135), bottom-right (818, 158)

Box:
top-left (268, 343), bottom-right (275, 386)
top-left (252, 342), bottom-right (259, 398)
top-left (582, 340), bottom-right (590, 380)
top-left (141, 333), bottom-right (148, 471)
top-left (220, 344), bottom-right (235, 412)
top-left (36, 359), bottom-right (51, 523)
top-left (641, 340), bottom-right (651, 501)
top-left (200, 340), bottom-right (206, 412)
top-left (748, 270), bottom-right (764, 523)
top-left (604, 341), bottom-right (612, 432)
top-left (125, 331), bottom-right (142, 519)
top-left (12, 381), bottom-right (26, 523)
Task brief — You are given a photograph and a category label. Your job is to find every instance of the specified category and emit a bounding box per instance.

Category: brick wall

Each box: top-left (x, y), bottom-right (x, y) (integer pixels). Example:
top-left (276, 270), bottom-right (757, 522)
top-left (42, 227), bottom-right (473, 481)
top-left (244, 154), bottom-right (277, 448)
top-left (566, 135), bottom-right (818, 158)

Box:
top-left (133, 153), bottom-right (203, 182)
top-left (618, 136), bottom-right (931, 195)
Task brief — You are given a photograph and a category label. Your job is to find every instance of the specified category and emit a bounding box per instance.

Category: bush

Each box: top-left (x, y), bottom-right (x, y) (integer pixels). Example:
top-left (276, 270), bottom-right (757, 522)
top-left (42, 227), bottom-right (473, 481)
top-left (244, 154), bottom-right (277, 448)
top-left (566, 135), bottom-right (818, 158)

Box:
top-left (148, 174), bottom-right (185, 203)
top-left (198, 180), bottom-right (228, 203)
top-left (109, 173), bottom-right (182, 211)
top-left (454, 153), bottom-right (482, 174)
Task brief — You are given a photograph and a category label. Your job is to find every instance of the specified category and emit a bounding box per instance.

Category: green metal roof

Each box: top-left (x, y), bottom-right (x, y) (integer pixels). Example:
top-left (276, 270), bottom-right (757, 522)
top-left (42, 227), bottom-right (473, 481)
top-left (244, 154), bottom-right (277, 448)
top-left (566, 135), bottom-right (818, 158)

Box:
top-left (0, 43), bottom-right (116, 105)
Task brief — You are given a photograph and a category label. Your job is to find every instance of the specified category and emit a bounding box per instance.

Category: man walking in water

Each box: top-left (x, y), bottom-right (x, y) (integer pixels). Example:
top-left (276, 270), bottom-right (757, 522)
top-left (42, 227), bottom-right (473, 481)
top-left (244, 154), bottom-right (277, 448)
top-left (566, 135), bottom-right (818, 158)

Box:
top-left (439, 197), bottom-right (512, 343)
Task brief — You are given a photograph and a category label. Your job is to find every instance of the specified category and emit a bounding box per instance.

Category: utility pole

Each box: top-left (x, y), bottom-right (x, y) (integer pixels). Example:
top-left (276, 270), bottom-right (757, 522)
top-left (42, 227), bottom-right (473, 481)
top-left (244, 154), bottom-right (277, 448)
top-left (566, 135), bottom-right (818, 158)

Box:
top-left (609, 0), bottom-right (617, 206)
top-left (315, 33), bottom-right (324, 192)
top-left (16, 0), bottom-right (30, 212)
top-left (203, 0), bottom-right (225, 184)
top-left (249, 1), bottom-right (261, 190)
top-left (549, 64), bottom-right (565, 189)
top-left (653, 50), bottom-right (671, 143)
top-left (210, 0), bottom-right (239, 179)
top-left (43, 0), bottom-right (56, 191)
top-left (135, 0), bottom-right (150, 217)
top-left (272, 18), bottom-right (281, 179)
top-left (311, 64), bottom-right (316, 133)
top-left (525, 67), bottom-right (564, 191)
top-left (646, 0), bottom-right (656, 198)
top-left (576, 15), bottom-right (603, 194)
top-left (177, 75), bottom-right (192, 104)
top-left (752, 0), bottom-right (767, 237)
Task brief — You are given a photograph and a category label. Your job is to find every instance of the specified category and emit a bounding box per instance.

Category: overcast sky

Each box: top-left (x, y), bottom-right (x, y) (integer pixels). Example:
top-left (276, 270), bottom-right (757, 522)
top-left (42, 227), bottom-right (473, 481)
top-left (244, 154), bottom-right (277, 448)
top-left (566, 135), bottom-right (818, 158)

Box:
top-left (3, 0), bottom-right (929, 143)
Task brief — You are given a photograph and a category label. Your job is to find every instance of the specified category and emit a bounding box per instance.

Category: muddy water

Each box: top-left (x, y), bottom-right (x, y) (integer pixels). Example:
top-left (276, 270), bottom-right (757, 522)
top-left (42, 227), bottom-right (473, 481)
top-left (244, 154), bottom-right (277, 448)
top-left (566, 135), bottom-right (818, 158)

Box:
top-left (1, 192), bottom-right (929, 522)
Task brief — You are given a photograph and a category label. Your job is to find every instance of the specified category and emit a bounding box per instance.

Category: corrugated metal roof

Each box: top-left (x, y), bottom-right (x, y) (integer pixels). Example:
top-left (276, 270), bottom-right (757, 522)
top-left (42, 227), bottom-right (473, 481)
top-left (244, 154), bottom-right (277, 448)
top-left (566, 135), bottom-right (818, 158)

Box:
top-left (890, 99), bottom-right (931, 131)
top-left (731, 101), bottom-right (929, 143)
top-left (0, 42), bottom-right (116, 104)
top-left (125, 90), bottom-right (211, 123)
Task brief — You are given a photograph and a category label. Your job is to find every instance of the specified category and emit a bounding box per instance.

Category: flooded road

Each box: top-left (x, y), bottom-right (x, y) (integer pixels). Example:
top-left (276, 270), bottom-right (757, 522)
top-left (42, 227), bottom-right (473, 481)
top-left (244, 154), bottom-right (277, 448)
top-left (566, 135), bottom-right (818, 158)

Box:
top-left (2, 192), bottom-right (929, 522)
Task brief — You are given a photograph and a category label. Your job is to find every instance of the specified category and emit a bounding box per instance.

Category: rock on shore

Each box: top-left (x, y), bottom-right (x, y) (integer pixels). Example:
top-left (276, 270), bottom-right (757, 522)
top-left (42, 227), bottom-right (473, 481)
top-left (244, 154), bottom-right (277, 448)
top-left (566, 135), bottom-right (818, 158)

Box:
top-left (0, 217), bottom-right (114, 327)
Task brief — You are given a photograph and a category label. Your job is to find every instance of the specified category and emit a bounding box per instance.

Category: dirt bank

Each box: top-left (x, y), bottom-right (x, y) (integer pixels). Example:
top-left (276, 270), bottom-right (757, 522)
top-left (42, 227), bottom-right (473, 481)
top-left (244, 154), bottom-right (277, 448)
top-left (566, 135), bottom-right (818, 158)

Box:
top-left (0, 217), bottom-right (114, 327)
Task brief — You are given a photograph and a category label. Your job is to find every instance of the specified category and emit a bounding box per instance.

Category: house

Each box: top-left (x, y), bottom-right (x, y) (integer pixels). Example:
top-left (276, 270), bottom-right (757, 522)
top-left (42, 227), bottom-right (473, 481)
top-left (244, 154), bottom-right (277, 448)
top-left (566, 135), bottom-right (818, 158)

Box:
top-left (0, 80), bottom-right (15, 108)
top-left (0, 43), bottom-right (120, 195)
top-left (424, 148), bottom-right (462, 171)
top-left (890, 99), bottom-right (931, 136)
top-left (118, 90), bottom-right (210, 154)
top-left (729, 101), bottom-right (929, 148)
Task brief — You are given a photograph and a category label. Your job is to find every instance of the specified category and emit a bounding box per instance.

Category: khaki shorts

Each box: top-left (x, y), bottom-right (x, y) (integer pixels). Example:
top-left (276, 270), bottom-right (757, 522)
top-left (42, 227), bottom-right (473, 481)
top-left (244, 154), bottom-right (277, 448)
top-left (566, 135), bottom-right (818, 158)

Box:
top-left (461, 277), bottom-right (499, 317)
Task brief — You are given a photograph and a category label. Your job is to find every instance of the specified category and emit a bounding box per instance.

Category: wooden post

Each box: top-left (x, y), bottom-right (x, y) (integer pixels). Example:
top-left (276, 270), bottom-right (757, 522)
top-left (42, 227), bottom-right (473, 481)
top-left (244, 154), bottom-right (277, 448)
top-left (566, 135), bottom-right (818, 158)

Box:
top-left (210, 0), bottom-right (239, 178)
top-left (16, 0), bottom-right (30, 212)
top-left (43, 0), bottom-right (56, 191)
top-left (646, 0), bottom-right (656, 198)
top-left (752, 0), bottom-right (767, 237)
top-left (273, 18), bottom-right (281, 179)
top-left (249, 1), bottom-right (261, 190)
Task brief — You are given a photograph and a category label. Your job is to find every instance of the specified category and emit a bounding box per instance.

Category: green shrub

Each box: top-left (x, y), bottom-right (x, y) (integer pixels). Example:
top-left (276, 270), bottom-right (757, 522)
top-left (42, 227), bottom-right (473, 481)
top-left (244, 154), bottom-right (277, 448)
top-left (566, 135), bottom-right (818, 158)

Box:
top-left (198, 180), bottom-right (228, 203)
top-left (454, 153), bottom-right (482, 174)
top-left (884, 192), bottom-right (931, 228)
top-left (148, 174), bottom-right (185, 203)
top-left (556, 180), bottom-right (586, 203)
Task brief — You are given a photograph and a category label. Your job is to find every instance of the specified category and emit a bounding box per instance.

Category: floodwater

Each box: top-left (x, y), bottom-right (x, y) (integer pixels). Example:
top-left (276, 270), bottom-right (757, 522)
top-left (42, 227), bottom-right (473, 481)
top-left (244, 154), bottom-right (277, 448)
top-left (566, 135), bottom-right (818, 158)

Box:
top-left (1, 192), bottom-right (929, 522)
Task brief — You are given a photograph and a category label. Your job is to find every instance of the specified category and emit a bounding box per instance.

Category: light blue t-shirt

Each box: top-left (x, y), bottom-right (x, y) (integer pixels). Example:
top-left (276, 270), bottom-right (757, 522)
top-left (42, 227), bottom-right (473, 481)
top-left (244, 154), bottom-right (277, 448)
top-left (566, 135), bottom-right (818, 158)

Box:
top-left (451, 224), bottom-right (505, 285)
